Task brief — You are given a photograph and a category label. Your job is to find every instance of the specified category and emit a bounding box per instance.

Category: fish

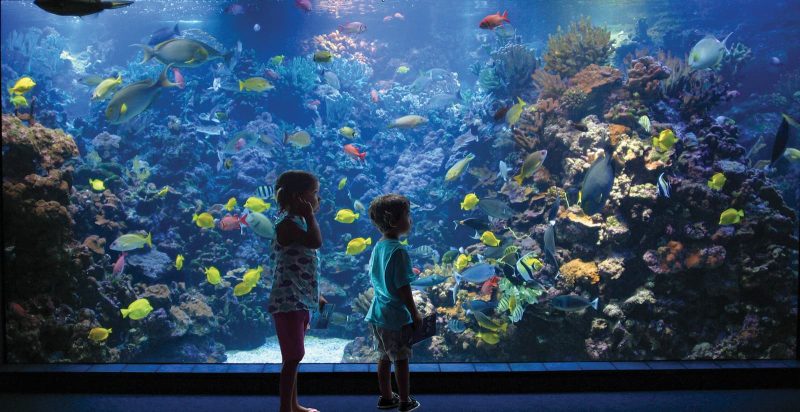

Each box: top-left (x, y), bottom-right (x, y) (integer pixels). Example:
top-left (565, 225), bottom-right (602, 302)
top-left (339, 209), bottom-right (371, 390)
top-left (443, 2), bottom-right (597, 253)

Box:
top-left (239, 77), bottom-right (273, 92)
top-left (452, 263), bottom-right (496, 303)
top-left (223, 130), bottom-right (259, 154)
top-left (209, 77), bottom-right (222, 91)
top-left (516, 252), bottom-right (544, 283)
top-left (472, 311), bottom-right (508, 333)
top-left (652, 129), bottom-right (678, 152)
top-left (388, 115), bottom-right (428, 129)
top-left (477, 198), bottom-right (514, 220)
top-left (339, 126), bottom-right (356, 138)
top-left (410, 275), bottom-right (448, 289)
top-left (638, 115), bottom-right (652, 133)
top-left (441, 250), bottom-right (459, 265)
top-left (148, 24), bottom-right (181, 47)
top-left (295, 0), bottom-right (312, 12)
top-left (313, 50), bottom-right (333, 63)
top-left (338, 22), bottom-right (367, 34)
top-left (505, 97), bottom-right (527, 126)
top-left (719, 208), bottom-right (744, 225)
top-left (481, 275), bottom-right (500, 296)
top-left (476, 331), bottom-right (500, 345)
top-left (243, 197), bottom-right (270, 213)
top-left (425, 90), bottom-right (462, 111)
top-left (657, 173), bottom-right (671, 198)
top-left (343, 144), bottom-right (366, 161)
top-left (91, 75), bottom-right (122, 101)
top-left (396, 66), bottom-right (410, 74)
top-left (454, 253), bottom-right (472, 272)
top-left (447, 318), bottom-right (466, 333)
top-left (454, 218), bottom-right (491, 233)
top-left (513, 149), bottom-right (547, 185)
top-left (233, 282), bottom-right (253, 296)
top-left (579, 147), bottom-right (615, 216)
top-left (120, 298), bottom-right (153, 320)
top-left (572, 122), bottom-right (589, 132)
top-left (243, 266), bottom-right (263, 287)
top-left (88, 327), bottom-right (112, 342)
top-left (498, 161), bottom-right (511, 182)
top-left (106, 65), bottom-right (178, 124)
top-left (269, 55), bottom-right (285, 65)
top-left (445, 153), bottom-right (476, 181)
top-left (195, 125), bottom-right (225, 136)
top-left (224, 3), bottom-right (245, 15)
top-left (410, 72), bottom-right (433, 93)
top-left (285, 130), bottom-right (312, 148)
top-left (34, 0), bottom-right (133, 17)
top-left (135, 39), bottom-right (230, 68)
top-left (175, 254), bottom-right (184, 270)
top-left (480, 231), bottom-right (501, 247)
top-left (393, 12), bottom-right (405, 20)
top-left (205, 266), bottom-right (221, 285)
top-left (353, 199), bottom-right (366, 213)
top-left (707, 172), bottom-right (726, 191)
top-left (548, 198), bottom-right (561, 225)
top-left (410, 245), bottom-right (440, 263)
top-left (770, 114), bottom-right (800, 167)
top-left (549, 295), bottom-right (599, 312)
top-left (462, 299), bottom-right (498, 314)
top-left (79, 75), bottom-right (105, 87)
top-left (335, 209), bottom-right (360, 224)
top-left (337, 177), bottom-right (348, 190)
top-left (193, 212), bottom-right (216, 229)
top-left (544, 224), bottom-right (559, 274)
top-left (785, 148), bottom-right (800, 162)
top-left (346, 237), bottom-right (372, 255)
top-left (370, 89), bottom-right (380, 103)
top-left (112, 252), bottom-right (127, 276)
top-left (689, 32), bottom-right (733, 70)
top-left (11, 95), bottom-right (29, 109)
top-left (172, 68), bottom-right (185, 90)
top-left (8, 77), bottom-right (36, 95)
top-left (243, 212), bottom-right (275, 239)
top-left (460, 193), bottom-right (479, 211)
top-left (479, 10), bottom-right (510, 30)
top-left (89, 178), bottom-right (106, 191)
top-left (218, 214), bottom-right (247, 231)
top-left (110, 233), bottom-right (153, 252)
top-left (451, 129), bottom-right (478, 152)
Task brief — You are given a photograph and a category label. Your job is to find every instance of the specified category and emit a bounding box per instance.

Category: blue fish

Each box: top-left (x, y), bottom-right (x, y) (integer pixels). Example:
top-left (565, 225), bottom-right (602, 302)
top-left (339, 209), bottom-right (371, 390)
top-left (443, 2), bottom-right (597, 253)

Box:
top-left (447, 318), bottom-right (466, 333)
top-left (462, 299), bottom-right (497, 314)
top-left (549, 295), bottom-right (599, 312)
top-left (411, 274), bottom-right (448, 289)
top-left (580, 146), bottom-right (615, 215)
top-left (657, 173), bottom-right (671, 198)
top-left (452, 263), bottom-right (496, 303)
top-left (148, 23), bottom-right (180, 47)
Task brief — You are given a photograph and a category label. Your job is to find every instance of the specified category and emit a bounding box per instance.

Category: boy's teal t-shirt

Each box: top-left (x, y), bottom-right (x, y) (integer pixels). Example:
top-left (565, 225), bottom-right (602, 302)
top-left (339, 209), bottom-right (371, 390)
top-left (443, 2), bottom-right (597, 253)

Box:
top-left (365, 239), bottom-right (417, 331)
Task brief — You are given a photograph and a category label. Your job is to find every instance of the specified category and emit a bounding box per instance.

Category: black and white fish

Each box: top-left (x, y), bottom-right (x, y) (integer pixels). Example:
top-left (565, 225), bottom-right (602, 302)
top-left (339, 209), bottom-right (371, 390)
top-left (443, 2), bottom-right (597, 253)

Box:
top-left (657, 173), bottom-right (671, 198)
top-left (256, 185), bottom-right (274, 200)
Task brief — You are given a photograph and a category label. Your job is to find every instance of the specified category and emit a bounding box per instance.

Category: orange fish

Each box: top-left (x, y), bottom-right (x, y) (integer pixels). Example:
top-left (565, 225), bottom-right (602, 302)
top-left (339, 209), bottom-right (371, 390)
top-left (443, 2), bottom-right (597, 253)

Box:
top-left (479, 11), bottom-right (509, 29)
top-left (481, 275), bottom-right (500, 296)
top-left (218, 214), bottom-right (248, 232)
top-left (344, 144), bottom-right (366, 161)
top-left (370, 89), bottom-right (379, 103)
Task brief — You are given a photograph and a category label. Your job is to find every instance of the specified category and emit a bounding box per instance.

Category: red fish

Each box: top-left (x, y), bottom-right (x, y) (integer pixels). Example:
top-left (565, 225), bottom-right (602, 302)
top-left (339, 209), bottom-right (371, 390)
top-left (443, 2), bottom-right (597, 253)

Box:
top-left (370, 89), bottom-right (379, 103)
top-left (481, 275), bottom-right (500, 296)
top-left (295, 0), bottom-right (312, 12)
top-left (172, 67), bottom-right (185, 89)
top-left (412, 267), bottom-right (421, 275)
top-left (113, 252), bottom-right (127, 276)
top-left (343, 144), bottom-right (366, 161)
top-left (479, 11), bottom-right (509, 29)
top-left (219, 214), bottom-right (248, 231)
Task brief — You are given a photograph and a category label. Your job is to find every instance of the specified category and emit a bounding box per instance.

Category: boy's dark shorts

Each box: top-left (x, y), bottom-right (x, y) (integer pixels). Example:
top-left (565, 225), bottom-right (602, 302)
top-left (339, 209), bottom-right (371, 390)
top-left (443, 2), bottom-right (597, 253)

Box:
top-left (369, 323), bottom-right (413, 362)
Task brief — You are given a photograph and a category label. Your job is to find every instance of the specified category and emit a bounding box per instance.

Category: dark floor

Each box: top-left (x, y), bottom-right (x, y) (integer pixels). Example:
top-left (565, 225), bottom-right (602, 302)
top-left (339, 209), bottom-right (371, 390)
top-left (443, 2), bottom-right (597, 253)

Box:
top-left (2, 390), bottom-right (800, 412)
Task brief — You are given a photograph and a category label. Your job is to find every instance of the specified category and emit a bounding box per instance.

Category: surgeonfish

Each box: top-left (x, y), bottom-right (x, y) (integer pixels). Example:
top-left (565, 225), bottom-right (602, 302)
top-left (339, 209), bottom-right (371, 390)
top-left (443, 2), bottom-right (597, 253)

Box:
top-left (243, 212), bottom-right (275, 239)
top-left (88, 327), bottom-right (112, 342)
top-left (205, 266), bottom-right (221, 285)
top-left (707, 172), bottom-right (727, 191)
top-left (285, 130), bottom-right (312, 148)
top-left (549, 295), bottom-right (599, 312)
top-left (106, 64), bottom-right (179, 124)
top-left (7, 76), bottom-right (36, 95)
top-left (477, 198), bottom-right (514, 220)
top-left (135, 38), bottom-right (230, 68)
top-left (460, 193), bottom-right (480, 210)
top-left (688, 32), bottom-right (733, 70)
top-left (769, 114), bottom-right (800, 168)
top-left (335, 209), bottom-right (360, 223)
top-left (120, 298), bottom-right (153, 320)
top-left (346, 237), bottom-right (372, 255)
top-left (91, 74), bottom-right (122, 101)
top-left (34, 0), bottom-right (133, 17)
top-left (719, 208), bottom-right (744, 225)
top-left (452, 263), bottom-right (496, 303)
top-left (579, 146), bottom-right (615, 216)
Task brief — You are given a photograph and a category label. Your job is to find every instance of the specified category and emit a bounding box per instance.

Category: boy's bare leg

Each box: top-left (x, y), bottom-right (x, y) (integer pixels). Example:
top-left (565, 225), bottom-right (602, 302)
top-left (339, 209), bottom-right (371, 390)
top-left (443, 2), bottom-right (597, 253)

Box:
top-left (394, 358), bottom-right (410, 403)
top-left (378, 357), bottom-right (393, 399)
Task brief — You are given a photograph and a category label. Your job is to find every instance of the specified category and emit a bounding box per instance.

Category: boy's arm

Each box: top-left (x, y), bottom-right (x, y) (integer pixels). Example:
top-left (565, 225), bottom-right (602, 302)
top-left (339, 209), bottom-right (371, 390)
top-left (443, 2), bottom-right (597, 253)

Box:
top-left (397, 285), bottom-right (422, 330)
top-left (392, 249), bottom-right (422, 329)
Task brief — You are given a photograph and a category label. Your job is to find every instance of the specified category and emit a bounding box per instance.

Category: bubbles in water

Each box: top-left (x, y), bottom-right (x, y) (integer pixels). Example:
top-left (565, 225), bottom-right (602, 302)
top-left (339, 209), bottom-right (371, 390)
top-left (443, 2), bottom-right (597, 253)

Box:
top-left (253, 23), bottom-right (261, 32)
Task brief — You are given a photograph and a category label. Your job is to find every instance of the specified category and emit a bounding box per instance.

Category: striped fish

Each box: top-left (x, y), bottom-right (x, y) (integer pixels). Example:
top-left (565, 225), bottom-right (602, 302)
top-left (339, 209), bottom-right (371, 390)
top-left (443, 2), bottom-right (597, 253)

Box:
top-left (256, 185), bottom-right (274, 200)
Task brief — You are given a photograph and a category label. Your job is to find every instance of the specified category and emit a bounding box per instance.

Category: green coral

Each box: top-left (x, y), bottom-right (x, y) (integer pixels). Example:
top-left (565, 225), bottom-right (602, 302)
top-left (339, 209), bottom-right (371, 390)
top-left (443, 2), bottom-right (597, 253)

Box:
top-left (496, 278), bottom-right (543, 323)
top-left (543, 16), bottom-right (613, 78)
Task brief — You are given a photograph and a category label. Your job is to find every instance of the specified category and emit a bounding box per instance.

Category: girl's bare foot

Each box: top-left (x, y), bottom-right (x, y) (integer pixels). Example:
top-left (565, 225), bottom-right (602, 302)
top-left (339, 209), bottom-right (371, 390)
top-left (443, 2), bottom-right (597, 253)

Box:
top-left (293, 406), bottom-right (319, 412)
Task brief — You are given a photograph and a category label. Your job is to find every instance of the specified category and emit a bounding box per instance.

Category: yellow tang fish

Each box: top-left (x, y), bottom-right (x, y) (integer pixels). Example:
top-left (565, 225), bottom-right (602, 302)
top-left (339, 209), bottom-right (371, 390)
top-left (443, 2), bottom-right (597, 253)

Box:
top-left (455, 253), bottom-right (471, 272)
top-left (338, 177), bottom-right (348, 190)
top-left (335, 209), bottom-right (359, 224)
top-left (346, 237), bottom-right (372, 255)
top-left (175, 254), bottom-right (184, 270)
top-left (88, 327), bottom-right (112, 342)
top-left (8, 76), bottom-right (36, 95)
top-left (707, 173), bottom-right (727, 190)
top-left (239, 77), bottom-right (274, 92)
top-left (653, 129), bottom-right (678, 152)
top-left (89, 178), bottom-right (106, 191)
top-left (193, 212), bottom-right (215, 228)
top-left (243, 196), bottom-right (270, 212)
top-left (205, 266), bottom-right (221, 285)
top-left (445, 153), bottom-right (476, 181)
top-left (505, 97), bottom-right (527, 126)
top-left (719, 208), bottom-right (744, 225)
top-left (233, 281), bottom-right (253, 296)
top-left (476, 331), bottom-right (500, 345)
top-left (460, 193), bottom-right (479, 210)
top-left (480, 231), bottom-right (501, 247)
top-left (224, 197), bottom-right (238, 211)
top-left (243, 265), bottom-right (263, 287)
top-left (121, 298), bottom-right (153, 320)
top-left (11, 94), bottom-right (28, 108)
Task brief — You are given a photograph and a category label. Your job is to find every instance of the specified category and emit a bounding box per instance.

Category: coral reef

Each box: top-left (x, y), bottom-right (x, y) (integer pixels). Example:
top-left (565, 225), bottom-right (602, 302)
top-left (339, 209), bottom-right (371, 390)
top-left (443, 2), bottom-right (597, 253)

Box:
top-left (543, 16), bottom-right (614, 78)
top-left (532, 69), bottom-right (567, 100)
top-left (625, 56), bottom-right (671, 101)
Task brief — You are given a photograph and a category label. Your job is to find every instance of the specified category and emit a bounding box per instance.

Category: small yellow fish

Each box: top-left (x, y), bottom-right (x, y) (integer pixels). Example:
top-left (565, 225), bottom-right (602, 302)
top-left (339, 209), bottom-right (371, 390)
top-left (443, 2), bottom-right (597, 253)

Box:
top-left (10, 94), bottom-right (28, 109)
top-left (175, 254), bottom-right (184, 270)
top-left (784, 147), bottom-right (800, 162)
top-left (243, 265), bottom-right (263, 287)
top-left (474, 312), bottom-right (508, 333)
top-left (88, 327), bottom-right (112, 342)
top-left (120, 103), bottom-right (128, 114)
top-left (335, 209), bottom-right (360, 223)
top-left (233, 281), bottom-right (253, 296)
top-left (460, 193), bottom-right (479, 210)
top-left (224, 197), bottom-right (238, 211)
top-left (205, 266), bottom-right (221, 285)
top-left (284, 130), bottom-right (312, 148)
top-left (193, 212), bottom-right (215, 229)
top-left (476, 331), bottom-right (500, 345)
top-left (652, 129), bottom-right (678, 152)
top-left (480, 231), bottom-right (501, 247)
top-left (313, 50), bottom-right (333, 62)
top-left (89, 178), bottom-right (106, 192)
top-left (92, 74), bottom-right (122, 101)
top-left (156, 186), bottom-right (170, 197)
top-left (338, 177), bottom-right (348, 190)
top-left (269, 55), bottom-right (285, 65)
top-left (455, 253), bottom-right (472, 272)
top-left (243, 197), bottom-right (270, 213)
top-left (8, 76), bottom-right (36, 95)
top-left (719, 208), bottom-right (744, 225)
top-left (239, 77), bottom-right (274, 92)
top-left (707, 172), bottom-right (727, 190)
top-left (505, 97), bottom-right (527, 126)
top-left (346, 237), bottom-right (372, 255)
top-left (121, 298), bottom-right (153, 320)
top-left (396, 65), bottom-right (410, 74)
top-left (339, 126), bottom-right (356, 138)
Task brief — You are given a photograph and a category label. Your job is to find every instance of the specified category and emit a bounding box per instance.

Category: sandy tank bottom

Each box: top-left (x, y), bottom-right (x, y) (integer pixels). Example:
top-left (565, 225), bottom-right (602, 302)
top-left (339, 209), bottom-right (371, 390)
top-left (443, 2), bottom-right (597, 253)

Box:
top-left (225, 336), bottom-right (354, 363)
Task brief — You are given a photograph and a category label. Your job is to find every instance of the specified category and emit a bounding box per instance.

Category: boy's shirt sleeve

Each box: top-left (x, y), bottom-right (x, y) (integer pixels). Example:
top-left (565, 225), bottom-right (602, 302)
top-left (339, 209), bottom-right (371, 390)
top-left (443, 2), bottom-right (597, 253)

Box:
top-left (390, 248), bottom-right (417, 289)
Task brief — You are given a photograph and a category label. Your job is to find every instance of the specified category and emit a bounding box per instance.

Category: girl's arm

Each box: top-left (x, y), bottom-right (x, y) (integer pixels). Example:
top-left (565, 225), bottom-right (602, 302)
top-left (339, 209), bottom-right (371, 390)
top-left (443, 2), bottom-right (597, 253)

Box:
top-left (276, 198), bottom-right (322, 249)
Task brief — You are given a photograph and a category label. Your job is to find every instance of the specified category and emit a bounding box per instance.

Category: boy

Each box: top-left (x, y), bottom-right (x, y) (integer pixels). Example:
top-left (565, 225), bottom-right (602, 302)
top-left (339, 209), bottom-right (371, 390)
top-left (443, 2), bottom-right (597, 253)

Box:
top-left (365, 194), bottom-right (422, 412)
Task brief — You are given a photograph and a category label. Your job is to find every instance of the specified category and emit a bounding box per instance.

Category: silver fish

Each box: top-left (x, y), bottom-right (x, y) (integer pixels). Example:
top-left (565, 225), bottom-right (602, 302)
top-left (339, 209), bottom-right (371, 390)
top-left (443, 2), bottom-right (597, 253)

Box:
top-left (657, 173), bottom-right (671, 198)
top-left (498, 160), bottom-right (511, 182)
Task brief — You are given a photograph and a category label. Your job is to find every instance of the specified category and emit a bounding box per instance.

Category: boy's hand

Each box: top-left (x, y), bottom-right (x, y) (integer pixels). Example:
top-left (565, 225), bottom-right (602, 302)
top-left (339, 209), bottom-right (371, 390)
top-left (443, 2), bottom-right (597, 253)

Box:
top-left (412, 311), bottom-right (423, 331)
top-left (318, 295), bottom-right (328, 312)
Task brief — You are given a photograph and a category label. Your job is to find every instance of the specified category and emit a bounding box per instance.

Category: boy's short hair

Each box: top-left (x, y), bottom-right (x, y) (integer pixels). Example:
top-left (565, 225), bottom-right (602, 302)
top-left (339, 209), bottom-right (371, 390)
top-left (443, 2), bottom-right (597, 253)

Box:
top-left (275, 170), bottom-right (318, 213)
top-left (369, 194), bottom-right (410, 234)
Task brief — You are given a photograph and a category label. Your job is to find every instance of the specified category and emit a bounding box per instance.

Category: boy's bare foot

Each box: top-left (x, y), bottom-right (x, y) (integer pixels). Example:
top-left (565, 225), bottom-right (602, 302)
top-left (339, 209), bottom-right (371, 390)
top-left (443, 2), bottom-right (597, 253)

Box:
top-left (292, 406), bottom-right (319, 412)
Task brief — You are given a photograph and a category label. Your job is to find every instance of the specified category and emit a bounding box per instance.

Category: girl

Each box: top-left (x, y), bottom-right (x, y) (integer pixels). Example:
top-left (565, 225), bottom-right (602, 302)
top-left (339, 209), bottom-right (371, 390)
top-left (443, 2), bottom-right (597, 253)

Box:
top-left (267, 170), bottom-right (326, 412)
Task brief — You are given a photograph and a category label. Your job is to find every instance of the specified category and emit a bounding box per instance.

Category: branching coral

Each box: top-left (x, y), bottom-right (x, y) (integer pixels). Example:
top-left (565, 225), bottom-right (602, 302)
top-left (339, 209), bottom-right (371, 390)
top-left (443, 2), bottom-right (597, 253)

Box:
top-left (276, 56), bottom-right (318, 95)
top-left (532, 69), bottom-right (567, 100)
top-left (489, 44), bottom-right (538, 98)
top-left (543, 16), bottom-right (613, 78)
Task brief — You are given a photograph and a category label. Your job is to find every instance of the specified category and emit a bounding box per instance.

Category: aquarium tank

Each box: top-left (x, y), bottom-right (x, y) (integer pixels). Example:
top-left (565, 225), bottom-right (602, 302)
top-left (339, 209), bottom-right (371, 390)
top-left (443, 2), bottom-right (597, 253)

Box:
top-left (1, 0), bottom-right (798, 364)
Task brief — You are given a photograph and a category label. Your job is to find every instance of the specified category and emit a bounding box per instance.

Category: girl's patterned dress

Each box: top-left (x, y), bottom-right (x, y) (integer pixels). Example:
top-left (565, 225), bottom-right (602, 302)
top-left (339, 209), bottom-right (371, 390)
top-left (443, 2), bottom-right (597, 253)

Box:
top-left (267, 214), bottom-right (320, 314)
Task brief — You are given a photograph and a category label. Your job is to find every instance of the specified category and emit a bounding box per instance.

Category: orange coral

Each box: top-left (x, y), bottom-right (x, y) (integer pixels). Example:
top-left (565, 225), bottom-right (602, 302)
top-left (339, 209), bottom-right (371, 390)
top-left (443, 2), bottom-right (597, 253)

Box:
top-left (608, 124), bottom-right (630, 145)
top-left (560, 259), bottom-right (601, 286)
top-left (82, 235), bottom-right (106, 255)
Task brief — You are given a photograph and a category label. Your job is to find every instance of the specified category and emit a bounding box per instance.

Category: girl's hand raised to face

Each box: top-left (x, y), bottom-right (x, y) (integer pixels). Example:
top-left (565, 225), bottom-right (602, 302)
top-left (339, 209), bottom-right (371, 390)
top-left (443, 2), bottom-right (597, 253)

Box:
top-left (295, 195), bottom-right (314, 218)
